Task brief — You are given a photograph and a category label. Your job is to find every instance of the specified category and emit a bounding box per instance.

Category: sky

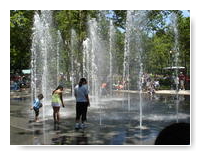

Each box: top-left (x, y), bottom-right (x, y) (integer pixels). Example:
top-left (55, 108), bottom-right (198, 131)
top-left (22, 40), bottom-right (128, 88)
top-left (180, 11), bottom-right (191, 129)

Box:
top-left (112, 10), bottom-right (190, 33)
top-left (182, 10), bottom-right (190, 17)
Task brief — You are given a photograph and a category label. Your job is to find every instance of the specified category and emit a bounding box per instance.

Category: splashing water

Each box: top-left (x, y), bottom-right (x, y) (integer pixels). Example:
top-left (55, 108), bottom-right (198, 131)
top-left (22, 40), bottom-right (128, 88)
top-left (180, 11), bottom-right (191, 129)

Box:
top-left (123, 10), bottom-right (148, 128)
top-left (31, 10), bottom-right (63, 118)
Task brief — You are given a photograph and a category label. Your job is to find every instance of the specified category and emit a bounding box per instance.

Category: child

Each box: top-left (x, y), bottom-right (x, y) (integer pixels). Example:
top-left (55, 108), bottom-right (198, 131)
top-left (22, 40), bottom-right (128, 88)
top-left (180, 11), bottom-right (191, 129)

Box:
top-left (51, 85), bottom-right (65, 124)
top-left (31, 94), bottom-right (44, 122)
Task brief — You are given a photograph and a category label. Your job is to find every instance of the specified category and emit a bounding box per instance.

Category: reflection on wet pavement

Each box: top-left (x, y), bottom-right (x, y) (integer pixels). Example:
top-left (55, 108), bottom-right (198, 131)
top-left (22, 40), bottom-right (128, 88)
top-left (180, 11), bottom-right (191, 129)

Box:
top-left (10, 93), bottom-right (190, 145)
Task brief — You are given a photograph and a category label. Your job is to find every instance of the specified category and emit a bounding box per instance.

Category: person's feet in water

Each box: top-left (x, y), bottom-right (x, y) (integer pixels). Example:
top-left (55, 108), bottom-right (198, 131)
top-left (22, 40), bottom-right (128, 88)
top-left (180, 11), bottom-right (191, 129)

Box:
top-left (75, 123), bottom-right (80, 129)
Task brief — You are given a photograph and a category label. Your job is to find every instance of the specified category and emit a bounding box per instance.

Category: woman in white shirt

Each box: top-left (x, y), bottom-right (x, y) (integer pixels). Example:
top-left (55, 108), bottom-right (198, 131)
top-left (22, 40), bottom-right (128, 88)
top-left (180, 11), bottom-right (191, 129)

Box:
top-left (74, 78), bottom-right (90, 129)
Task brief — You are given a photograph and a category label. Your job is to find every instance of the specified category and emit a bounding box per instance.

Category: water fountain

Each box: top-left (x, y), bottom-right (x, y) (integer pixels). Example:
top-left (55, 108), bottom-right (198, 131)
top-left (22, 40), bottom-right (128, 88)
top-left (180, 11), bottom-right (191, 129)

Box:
top-left (83, 10), bottom-right (152, 129)
top-left (31, 10), bottom-right (62, 104)
top-left (31, 10), bottom-right (63, 144)
top-left (70, 29), bottom-right (77, 98)
top-left (123, 10), bottom-right (148, 128)
top-left (83, 38), bottom-right (90, 81)
top-left (22, 10), bottom-right (190, 145)
top-left (122, 10), bottom-right (132, 112)
top-left (85, 19), bottom-right (99, 103)
top-left (85, 18), bottom-right (108, 100)
top-left (56, 30), bottom-right (62, 86)
top-left (171, 12), bottom-right (180, 123)
top-left (82, 14), bottom-right (117, 125)
top-left (109, 19), bottom-right (115, 97)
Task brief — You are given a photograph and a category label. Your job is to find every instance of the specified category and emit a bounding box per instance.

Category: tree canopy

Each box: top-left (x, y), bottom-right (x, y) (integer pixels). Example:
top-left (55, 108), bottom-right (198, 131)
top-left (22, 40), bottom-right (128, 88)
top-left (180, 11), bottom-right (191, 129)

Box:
top-left (10, 10), bottom-right (190, 77)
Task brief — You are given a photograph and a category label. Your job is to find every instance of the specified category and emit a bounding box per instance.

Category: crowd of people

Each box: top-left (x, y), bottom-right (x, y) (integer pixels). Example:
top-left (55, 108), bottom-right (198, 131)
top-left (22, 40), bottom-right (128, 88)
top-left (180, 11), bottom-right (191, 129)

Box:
top-left (141, 73), bottom-right (159, 95)
top-left (98, 71), bottom-right (188, 97)
top-left (10, 73), bottom-right (30, 90)
top-left (141, 72), bottom-right (187, 93)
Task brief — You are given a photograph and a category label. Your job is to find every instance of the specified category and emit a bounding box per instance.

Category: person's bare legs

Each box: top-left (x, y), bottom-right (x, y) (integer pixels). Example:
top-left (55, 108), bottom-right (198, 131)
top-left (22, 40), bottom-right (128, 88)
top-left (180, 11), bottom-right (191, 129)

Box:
top-left (53, 107), bottom-right (60, 123)
top-left (35, 116), bottom-right (39, 122)
top-left (53, 110), bottom-right (56, 123)
top-left (56, 110), bottom-right (60, 123)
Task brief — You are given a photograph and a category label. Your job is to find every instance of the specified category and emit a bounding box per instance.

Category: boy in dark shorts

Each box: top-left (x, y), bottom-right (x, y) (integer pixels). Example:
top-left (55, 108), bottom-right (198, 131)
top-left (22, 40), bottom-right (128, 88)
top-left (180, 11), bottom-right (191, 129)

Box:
top-left (31, 94), bottom-right (44, 122)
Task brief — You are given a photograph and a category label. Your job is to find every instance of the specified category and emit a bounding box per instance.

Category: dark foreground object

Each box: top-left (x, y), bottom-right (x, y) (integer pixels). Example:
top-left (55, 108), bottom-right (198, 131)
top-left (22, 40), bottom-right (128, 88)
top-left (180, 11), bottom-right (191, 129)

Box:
top-left (155, 122), bottom-right (190, 145)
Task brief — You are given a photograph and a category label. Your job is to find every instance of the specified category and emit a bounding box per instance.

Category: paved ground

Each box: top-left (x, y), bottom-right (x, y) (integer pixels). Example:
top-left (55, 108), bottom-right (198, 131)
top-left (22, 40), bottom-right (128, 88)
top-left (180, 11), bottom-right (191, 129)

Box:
top-left (10, 89), bottom-right (190, 99)
top-left (116, 90), bottom-right (190, 95)
top-left (10, 90), bottom-right (190, 145)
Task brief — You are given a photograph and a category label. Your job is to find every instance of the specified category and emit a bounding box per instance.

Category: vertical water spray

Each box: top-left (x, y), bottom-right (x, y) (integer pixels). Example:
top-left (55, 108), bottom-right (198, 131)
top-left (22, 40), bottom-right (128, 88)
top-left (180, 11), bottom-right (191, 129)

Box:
top-left (87, 15), bottom-right (109, 125)
top-left (171, 13), bottom-right (180, 92)
top-left (83, 38), bottom-right (91, 86)
top-left (87, 19), bottom-right (101, 125)
top-left (123, 10), bottom-right (132, 111)
top-left (70, 29), bottom-right (77, 98)
top-left (134, 11), bottom-right (147, 129)
top-left (83, 40), bottom-right (87, 78)
top-left (31, 10), bottom-right (60, 112)
top-left (31, 10), bottom-right (62, 144)
top-left (109, 19), bottom-right (115, 97)
top-left (171, 12), bottom-right (180, 123)
top-left (139, 63), bottom-right (143, 128)
top-left (88, 19), bottom-right (100, 103)
top-left (123, 10), bottom-right (147, 128)
top-left (56, 30), bottom-right (62, 86)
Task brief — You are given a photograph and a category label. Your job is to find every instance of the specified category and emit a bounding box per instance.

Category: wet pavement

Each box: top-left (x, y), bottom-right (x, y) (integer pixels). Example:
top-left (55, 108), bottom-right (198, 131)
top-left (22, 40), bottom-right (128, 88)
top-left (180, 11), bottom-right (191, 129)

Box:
top-left (10, 92), bottom-right (190, 145)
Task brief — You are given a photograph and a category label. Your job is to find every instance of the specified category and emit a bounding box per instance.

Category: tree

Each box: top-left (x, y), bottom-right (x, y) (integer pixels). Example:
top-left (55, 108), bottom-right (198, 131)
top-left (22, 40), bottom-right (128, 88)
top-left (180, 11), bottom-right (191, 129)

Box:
top-left (143, 11), bottom-right (190, 75)
top-left (177, 16), bottom-right (190, 75)
top-left (54, 10), bottom-right (99, 80)
top-left (10, 10), bottom-right (34, 73)
top-left (10, 10), bottom-right (190, 80)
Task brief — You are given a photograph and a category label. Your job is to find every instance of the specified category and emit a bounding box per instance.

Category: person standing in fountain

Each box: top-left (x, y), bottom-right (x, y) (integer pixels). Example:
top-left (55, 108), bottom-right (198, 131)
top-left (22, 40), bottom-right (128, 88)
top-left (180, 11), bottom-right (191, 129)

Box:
top-left (74, 78), bottom-right (90, 129)
top-left (51, 85), bottom-right (65, 124)
top-left (30, 94), bottom-right (44, 122)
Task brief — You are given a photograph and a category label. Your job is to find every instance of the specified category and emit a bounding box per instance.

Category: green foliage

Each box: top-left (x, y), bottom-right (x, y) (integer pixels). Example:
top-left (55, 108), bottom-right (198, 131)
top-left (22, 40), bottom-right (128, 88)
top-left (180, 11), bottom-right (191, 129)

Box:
top-left (144, 11), bottom-right (190, 75)
top-left (177, 16), bottom-right (190, 75)
top-left (112, 10), bottom-right (127, 29)
top-left (10, 10), bottom-right (190, 80)
top-left (53, 10), bottom-right (99, 77)
top-left (113, 29), bottom-right (125, 75)
top-left (146, 31), bottom-right (173, 73)
top-left (10, 10), bottom-right (34, 72)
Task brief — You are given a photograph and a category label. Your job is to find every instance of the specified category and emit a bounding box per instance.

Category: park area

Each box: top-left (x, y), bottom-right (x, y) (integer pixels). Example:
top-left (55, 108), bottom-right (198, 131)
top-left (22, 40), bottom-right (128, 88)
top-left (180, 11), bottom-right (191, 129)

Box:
top-left (10, 10), bottom-right (190, 145)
